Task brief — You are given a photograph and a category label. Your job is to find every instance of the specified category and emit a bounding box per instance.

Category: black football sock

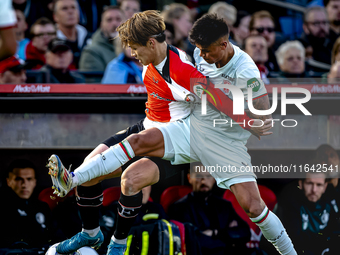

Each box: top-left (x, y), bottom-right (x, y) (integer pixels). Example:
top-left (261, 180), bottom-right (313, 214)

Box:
top-left (113, 191), bottom-right (143, 240)
top-left (77, 183), bottom-right (103, 231)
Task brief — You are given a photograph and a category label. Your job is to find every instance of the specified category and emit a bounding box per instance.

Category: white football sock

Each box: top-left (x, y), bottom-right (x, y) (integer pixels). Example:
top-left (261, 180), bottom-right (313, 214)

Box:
top-left (73, 140), bottom-right (135, 186)
top-left (83, 226), bottom-right (100, 237)
top-left (251, 206), bottom-right (297, 255)
top-left (111, 235), bottom-right (127, 245)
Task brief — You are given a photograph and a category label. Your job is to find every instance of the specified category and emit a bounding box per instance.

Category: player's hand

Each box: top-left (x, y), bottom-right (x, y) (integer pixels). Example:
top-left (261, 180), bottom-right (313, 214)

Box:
top-left (249, 118), bottom-right (273, 140)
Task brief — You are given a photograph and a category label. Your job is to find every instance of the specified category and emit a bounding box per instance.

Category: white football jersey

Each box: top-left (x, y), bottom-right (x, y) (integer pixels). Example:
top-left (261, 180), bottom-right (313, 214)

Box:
top-left (193, 43), bottom-right (268, 142)
top-left (0, 0), bottom-right (16, 29)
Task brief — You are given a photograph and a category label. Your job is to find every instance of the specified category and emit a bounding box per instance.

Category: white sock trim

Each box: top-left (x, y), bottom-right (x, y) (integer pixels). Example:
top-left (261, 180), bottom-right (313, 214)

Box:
top-left (250, 206), bottom-right (269, 223)
top-left (121, 139), bottom-right (135, 158)
top-left (111, 235), bottom-right (127, 245)
top-left (82, 226), bottom-right (100, 237)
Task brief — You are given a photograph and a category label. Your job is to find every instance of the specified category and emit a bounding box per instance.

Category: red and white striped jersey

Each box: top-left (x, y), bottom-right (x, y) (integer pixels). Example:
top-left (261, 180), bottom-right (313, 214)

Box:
top-left (142, 45), bottom-right (203, 123)
top-left (0, 0), bottom-right (16, 30)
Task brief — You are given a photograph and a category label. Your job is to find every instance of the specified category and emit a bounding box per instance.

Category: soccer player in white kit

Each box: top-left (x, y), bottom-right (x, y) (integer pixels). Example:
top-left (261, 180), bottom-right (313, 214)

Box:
top-left (0, 0), bottom-right (17, 60)
top-left (188, 14), bottom-right (297, 255)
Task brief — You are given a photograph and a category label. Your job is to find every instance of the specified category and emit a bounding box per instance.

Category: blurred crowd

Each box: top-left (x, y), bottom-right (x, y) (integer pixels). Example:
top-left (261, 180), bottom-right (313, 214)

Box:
top-left (2, 0), bottom-right (340, 84)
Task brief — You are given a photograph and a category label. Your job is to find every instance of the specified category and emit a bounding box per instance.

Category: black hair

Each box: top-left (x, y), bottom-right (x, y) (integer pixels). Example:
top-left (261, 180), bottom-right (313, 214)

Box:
top-left (7, 159), bottom-right (36, 178)
top-left (189, 13), bottom-right (229, 47)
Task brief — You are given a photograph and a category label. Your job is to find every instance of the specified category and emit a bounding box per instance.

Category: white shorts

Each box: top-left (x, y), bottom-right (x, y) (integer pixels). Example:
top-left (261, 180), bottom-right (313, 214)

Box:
top-left (156, 114), bottom-right (257, 190)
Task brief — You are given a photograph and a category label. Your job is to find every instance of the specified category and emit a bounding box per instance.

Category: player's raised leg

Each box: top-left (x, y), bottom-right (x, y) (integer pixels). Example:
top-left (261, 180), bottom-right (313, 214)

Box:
top-left (230, 181), bottom-right (297, 255)
top-left (47, 128), bottom-right (164, 197)
top-left (107, 158), bottom-right (160, 254)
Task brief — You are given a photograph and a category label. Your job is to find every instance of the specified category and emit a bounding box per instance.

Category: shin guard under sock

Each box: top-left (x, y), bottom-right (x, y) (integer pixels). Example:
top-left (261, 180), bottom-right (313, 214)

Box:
top-left (77, 183), bottom-right (103, 231)
top-left (113, 191), bottom-right (143, 240)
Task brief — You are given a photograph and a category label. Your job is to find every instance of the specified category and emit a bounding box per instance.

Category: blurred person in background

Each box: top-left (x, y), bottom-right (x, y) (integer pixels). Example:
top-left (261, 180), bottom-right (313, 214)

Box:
top-left (162, 3), bottom-right (194, 60)
top-left (0, 56), bottom-right (27, 84)
top-left (14, 9), bottom-right (29, 60)
top-left (164, 22), bottom-right (175, 45)
top-left (275, 171), bottom-right (340, 255)
top-left (120, 0), bottom-right (140, 19)
top-left (0, 159), bottom-right (56, 249)
top-left (275, 40), bottom-right (308, 78)
top-left (79, 6), bottom-right (125, 73)
top-left (300, 6), bottom-right (333, 66)
top-left (208, 1), bottom-right (237, 29)
top-left (12, 0), bottom-right (49, 34)
top-left (40, 38), bottom-right (85, 83)
top-left (326, 36), bottom-right (340, 81)
top-left (230, 10), bottom-right (251, 47)
top-left (53, 0), bottom-right (91, 69)
top-left (244, 35), bottom-right (270, 83)
top-left (25, 17), bottom-right (56, 70)
top-left (77, 0), bottom-right (111, 33)
top-left (0, 0), bottom-right (17, 61)
top-left (249, 10), bottom-right (280, 72)
top-left (316, 144), bottom-right (340, 192)
top-left (324, 0), bottom-right (340, 40)
top-left (101, 46), bottom-right (142, 84)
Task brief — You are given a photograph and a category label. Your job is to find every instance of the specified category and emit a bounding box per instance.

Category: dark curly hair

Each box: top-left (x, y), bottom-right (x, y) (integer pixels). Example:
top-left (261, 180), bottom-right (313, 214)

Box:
top-left (189, 13), bottom-right (229, 48)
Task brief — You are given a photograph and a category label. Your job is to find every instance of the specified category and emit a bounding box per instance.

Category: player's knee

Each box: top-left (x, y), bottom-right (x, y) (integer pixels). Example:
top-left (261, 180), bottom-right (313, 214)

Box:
top-left (121, 170), bottom-right (140, 195)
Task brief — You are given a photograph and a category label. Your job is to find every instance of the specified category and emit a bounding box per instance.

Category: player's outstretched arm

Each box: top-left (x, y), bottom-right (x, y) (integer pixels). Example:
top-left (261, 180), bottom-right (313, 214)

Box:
top-left (245, 95), bottom-right (272, 120)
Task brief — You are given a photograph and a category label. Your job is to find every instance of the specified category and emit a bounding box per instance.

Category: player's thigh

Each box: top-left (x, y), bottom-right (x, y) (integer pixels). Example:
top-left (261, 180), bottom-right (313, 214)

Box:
top-left (127, 128), bottom-right (165, 157)
top-left (121, 157), bottom-right (160, 195)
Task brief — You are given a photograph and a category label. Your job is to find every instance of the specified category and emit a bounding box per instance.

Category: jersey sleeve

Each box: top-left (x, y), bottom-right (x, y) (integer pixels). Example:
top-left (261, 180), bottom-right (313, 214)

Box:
top-left (0, 0), bottom-right (16, 29)
top-left (237, 64), bottom-right (268, 101)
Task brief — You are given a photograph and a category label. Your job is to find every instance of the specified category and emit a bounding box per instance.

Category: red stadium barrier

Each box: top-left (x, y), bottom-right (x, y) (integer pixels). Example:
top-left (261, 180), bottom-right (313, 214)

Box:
top-left (1, 83), bottom-right (340, 94)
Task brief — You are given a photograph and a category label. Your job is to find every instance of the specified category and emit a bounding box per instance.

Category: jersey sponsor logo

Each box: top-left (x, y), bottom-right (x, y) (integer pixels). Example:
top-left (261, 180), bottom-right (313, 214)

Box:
top-left (221, 74), bottom-right (235, 83)
top-left (247, 78), bottom-right (261, 92)
top-left (152, 77), bottom-right (159, 84)
top-left (150, 92), bottom-right (173, 102)
top-left (193, 84), bottom-right (217, 106)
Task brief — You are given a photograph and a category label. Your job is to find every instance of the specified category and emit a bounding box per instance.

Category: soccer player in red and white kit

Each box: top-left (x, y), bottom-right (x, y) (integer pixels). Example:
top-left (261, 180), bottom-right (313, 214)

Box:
top-left (0, 0), bottom-right (17, 60)
top-left (48, 10), bottom-right (273, 255)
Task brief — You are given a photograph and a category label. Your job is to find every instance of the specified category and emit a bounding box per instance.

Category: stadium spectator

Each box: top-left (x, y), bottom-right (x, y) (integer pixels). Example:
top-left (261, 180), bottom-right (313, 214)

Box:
top-left (102, 46), bottom-right (142, 84)
top-left (0, 159), bottom-right (56, 249)
top-left (300, 6), bottom-right (334, 66)
top-left (324, 0), bottom-right (340, 40)
top-left (14, 9), bottom-right (29, 60)
top-left (120, 0), bottom-right (140, 19)
top-left (40, 38), bottom-right (85, 83)
top-left (77, 0), bottom-right (112, 33)
top-left (0, 56), bottom-right (27, 84)
top-left (79, 6), bottom-right (124, 73)
top-left (275, 40), bottom-right (307, 77)
top-left (12, 0), bottom-right (49, 33)
top-left (164, 22), bottom-right (175, 45)
top-left (230, 10), bottom-right (251, 48)
top-left (25, 17), bottom-right (56, 70)
top-left (162, 3), bottom-right (194, 60)
top-left (316, 144), bottom-right (340, 191)
top-left (244, 35), bottom-right (270, 83)
top-left (53, 0), bottom-right (91, 68)
top-left (249, 10), bottom-right (280, 72)
top-left (0, 0), bottom-right (17, 61)
top-left (207, 2), bottom-right (237, 29)
top-left (168, 164), bottom-right (251, 255)
top-left (275, 171), bottom-right (340, 255)
top-left (326, 36), bottom-right (340, 81)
